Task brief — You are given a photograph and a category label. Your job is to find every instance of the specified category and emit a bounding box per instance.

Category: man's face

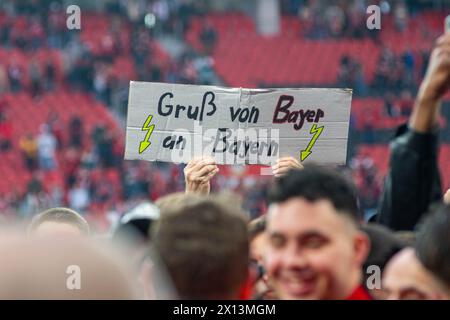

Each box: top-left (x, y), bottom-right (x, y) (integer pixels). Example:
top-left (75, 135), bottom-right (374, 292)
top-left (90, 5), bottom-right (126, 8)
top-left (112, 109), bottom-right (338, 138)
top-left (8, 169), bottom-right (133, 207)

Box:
top-left (33, 221), bottom-right (83, 237)
top-left (265, 198), bottom-right (367, 300)
top-left (382, 248), bottom-right (449, 300)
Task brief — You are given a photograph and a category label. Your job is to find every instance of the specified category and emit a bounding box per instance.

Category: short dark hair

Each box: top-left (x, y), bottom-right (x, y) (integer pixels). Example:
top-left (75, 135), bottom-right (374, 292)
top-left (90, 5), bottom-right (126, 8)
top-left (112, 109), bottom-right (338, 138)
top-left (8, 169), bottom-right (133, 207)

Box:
top-left (28, 207), bottom-right (90, 235)
top-left (268, 166), bottom-right (360, 222)
top-left (361, 223), bottom-right (406, 282)
top-left (416, 203), bottom-right (450, 287)
top-left (151, 194), bottom-right (249, 299)
top-left (248, 215), bottom-right (266, 242)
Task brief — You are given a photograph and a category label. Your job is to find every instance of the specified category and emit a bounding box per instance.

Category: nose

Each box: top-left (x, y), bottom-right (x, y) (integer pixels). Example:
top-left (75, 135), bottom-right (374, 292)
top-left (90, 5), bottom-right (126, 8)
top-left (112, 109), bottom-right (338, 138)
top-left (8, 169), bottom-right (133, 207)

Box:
top-left (281, 243), bottom-right (309, 270)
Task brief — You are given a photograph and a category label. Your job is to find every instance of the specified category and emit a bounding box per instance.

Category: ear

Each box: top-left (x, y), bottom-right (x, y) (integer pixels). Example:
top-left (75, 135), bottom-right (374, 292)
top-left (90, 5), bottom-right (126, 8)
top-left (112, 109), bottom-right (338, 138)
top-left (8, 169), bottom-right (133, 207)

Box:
top-left (353, 231), bottom-right (370, 268)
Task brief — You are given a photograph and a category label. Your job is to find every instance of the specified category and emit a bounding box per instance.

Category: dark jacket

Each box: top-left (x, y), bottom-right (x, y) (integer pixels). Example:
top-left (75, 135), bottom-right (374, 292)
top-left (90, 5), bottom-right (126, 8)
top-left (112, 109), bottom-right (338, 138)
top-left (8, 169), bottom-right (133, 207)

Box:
top-left (376, 124), bottom-right (442, 231)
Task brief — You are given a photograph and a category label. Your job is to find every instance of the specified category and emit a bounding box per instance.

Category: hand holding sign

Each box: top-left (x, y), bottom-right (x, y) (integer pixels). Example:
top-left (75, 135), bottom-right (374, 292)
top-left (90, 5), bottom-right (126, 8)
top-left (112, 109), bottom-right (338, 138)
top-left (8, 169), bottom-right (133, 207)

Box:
top-left (272, 156), bottom-right (304, 178)
top-left (184, 157), bottom-right (219, 195)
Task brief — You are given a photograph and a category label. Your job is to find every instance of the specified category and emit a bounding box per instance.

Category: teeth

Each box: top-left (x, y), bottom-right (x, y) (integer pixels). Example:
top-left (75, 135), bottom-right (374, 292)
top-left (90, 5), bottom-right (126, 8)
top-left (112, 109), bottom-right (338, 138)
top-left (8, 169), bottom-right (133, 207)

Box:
top-left (282, 274), bottom-right (316, 283)
top-left (280, 274), bottom-right (316, 296)
top-left (287, 282), bottom-right (303, 290)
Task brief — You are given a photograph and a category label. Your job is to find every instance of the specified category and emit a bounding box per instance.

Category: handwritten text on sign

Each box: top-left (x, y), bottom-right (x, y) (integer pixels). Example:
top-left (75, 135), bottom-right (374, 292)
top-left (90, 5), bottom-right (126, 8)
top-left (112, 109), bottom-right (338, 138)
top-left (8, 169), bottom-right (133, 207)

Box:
top-left (124, 82), bottom-right (352, 165)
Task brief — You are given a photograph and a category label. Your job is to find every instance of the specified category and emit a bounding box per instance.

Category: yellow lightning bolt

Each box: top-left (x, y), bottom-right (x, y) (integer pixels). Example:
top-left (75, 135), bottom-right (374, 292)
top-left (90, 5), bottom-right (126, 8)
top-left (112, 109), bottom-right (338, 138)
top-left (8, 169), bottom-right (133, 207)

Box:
top-left (139, 115), bottom-right (155, 154)
top-left (300, 124), bottom-right (324, 162)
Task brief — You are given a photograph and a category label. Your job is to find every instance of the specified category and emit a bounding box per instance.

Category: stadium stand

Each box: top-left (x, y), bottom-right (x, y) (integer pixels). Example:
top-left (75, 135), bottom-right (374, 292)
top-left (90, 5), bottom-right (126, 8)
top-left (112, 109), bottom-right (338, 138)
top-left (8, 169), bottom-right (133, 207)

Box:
top-left (0, 0), bottom-right (449, 231)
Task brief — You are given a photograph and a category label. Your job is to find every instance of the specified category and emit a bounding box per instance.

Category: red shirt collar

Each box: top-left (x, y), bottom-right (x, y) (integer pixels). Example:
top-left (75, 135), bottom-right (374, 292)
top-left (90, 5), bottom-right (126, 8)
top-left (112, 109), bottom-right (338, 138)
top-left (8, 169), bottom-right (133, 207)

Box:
top-left (346, 285), bottom-right (373, 300)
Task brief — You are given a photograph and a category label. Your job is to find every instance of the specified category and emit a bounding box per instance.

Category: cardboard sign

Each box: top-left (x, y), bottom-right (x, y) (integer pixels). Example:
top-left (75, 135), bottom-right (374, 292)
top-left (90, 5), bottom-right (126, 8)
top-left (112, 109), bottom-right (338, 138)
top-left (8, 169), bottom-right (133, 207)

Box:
top-left (124, 82), bottom-right (352, 165)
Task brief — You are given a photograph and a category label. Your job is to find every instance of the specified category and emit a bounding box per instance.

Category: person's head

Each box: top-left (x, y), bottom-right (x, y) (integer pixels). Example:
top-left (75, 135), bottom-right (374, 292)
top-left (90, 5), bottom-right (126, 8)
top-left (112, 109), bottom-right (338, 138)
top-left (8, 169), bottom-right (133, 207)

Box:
top-left (151, 194), bottom-right (249, 299)
top-left (28, 207), bottom-right (90, 236)
top-left (416, 203), bottom-right (450, 295)
top-left (248, 215), bottom-right (274, 299)
top-left (0, 231), bottom-right (137, 299)
top-left (249, 215), bottom-right (267, 263)
top-left (382, 248), bottom-right (449, 300)
top-left (266, 166), bottom-right (370, 300)
top-left (362, 224), bottom-right (406, 272)
top-left (361, 224), bottom-right (406, 299)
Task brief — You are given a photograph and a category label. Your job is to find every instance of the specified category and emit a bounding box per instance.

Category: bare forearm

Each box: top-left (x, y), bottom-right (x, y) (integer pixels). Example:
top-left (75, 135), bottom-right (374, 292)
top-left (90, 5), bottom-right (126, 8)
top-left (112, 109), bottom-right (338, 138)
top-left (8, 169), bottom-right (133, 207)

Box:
top-left (409, 88), bottom-right (441, 133)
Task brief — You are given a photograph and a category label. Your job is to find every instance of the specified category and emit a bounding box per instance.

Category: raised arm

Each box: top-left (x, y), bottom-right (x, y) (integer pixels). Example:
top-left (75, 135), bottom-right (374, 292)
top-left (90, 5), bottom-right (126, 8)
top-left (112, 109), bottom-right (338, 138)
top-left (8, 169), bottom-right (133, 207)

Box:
top-left (377, 34), bottom-right (450, 230)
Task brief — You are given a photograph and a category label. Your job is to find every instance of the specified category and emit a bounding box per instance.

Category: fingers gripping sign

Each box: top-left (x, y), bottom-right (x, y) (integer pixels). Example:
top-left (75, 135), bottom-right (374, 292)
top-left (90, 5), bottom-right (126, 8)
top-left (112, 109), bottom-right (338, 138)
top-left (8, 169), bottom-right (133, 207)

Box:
top-left (184, 157), bottom-right (219, 195)
top-left (272, 156), bottom-right (304, 178)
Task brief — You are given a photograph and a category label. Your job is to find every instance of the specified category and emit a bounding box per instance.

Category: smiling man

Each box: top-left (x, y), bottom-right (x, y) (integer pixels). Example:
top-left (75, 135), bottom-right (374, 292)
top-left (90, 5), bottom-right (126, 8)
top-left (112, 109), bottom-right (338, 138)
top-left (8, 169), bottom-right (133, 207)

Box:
top-left (266, 166), bottom-right (371, 300)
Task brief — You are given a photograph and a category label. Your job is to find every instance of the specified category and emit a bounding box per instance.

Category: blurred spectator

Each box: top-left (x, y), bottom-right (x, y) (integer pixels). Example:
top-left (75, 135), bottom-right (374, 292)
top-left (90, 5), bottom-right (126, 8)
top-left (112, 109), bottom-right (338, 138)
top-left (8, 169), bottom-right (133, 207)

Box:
top-left (0, 65), bottom-right (9, 94)
top-left (338, 56), bottom-right (367, 96)
top-left (94, 63), bottom-right (107, 99)
top-left (19, 172), bottom-right (49, 217)
top-left (402, 48), bottom-right (415, 87)
top-left (46, 111), bottom-right (64, 149)
top-left (149, 62), bottom-right (163, 82)
top-left (10, 16), bottom-right (28, 50)
top-left (347, 0), bottom-right (366, 38)
top-left (28, 207), bottom-right (90, 236)
top-left (199, 20), bottom-right (217, 54)
top-left (384, 92), bottom-right (399, 117)
top-left (44, 58), bottom-right (56, 91)
top-left (416, 204), bottom-right (450, 297)
top-left (0, 97), bottom-right (8, 116)
top-left (29, 15), bottom-right (45, 49)
top-left (394, 1), bottom-right (409, 32)
top-left (93, 126), bottom-right (115, 168)
top-left (29, 59), bottom-right (42, 98)
top-left (152, 0), bottom-right (171, 34)
top-left (19, 134), bottom-right (38, 171)
top-left (151, 194), bottom-right (249, 300)
top-left (46, 2), bottom-right (66, 49)
top-left (7, 59), bottom-right (23, 92)
top-left (92, 175), bottom-right (115, 207)
top-left (63, 146), bottom-right (82, 188)
top-left (123, 162), bottom-right (147, 200)
top-left (68, 116), bottom-right (84, 149)
top-left (398, 90), bottom-right (414, 117)
top-left (351, 155), bottom-right (381, 219)
top-left (68, 179), bottom-right (91, 213)
top-left (37, 124), bottom-right (57, 171)
top-left (382, 247), bottom-right (448, 300)
top-left (0, 112), bottom-right (12, 152)
top-left (325, 4), bottom-right (345, 38)
top-left (0, 13), bottom-right (12, 46)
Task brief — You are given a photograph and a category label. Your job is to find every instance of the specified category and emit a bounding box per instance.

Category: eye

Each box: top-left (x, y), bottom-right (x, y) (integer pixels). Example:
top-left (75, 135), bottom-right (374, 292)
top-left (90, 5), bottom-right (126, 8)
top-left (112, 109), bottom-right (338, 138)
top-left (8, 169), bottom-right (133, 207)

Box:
top-left (303, 235), bottom-right (327, 249)
top-left (400, 289), bottom-right (427, 300)
top-left (269, 234), bottom-right (286, 249)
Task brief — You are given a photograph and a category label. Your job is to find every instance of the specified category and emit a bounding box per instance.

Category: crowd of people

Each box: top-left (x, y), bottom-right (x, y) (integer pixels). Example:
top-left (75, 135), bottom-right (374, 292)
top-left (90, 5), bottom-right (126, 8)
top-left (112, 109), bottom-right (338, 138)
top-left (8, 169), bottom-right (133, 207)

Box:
top-left (1, 28), bottom-right (450, 300)
top-left (1, 0), bottom-right (445, 223)
top-left (1, 0), bottom-right (450, 300)
top-left (0, 0), bottom-right (262, 226)
top-left (281, 0), bottom-right (413, 39)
